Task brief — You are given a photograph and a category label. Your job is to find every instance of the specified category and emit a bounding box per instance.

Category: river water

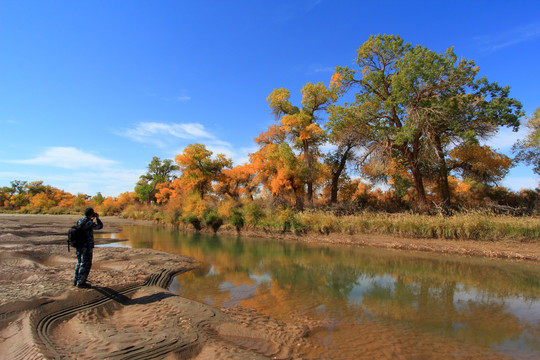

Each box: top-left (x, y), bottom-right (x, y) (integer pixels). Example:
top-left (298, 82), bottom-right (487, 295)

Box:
top-left (98, 225), bottom-right (540, 359)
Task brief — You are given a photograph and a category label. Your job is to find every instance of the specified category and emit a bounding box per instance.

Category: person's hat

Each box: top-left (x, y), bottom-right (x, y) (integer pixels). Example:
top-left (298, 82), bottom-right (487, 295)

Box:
top-left (84, 207), bottom-right (95, 217)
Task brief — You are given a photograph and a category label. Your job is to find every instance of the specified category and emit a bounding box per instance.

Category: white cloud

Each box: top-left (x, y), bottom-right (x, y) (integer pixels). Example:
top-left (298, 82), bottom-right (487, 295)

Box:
top-left (121, 121), bottom-right (256, 165)
top-left (148, 90), bottom-right (191, 103)
top-left (483, 126), bottom-right (527, 152)
top-left (72, 168), bottom-right (144, 196)
top-left (120, 122), bottom-right (216, 147)
top-left (7, 147), bottom-right (117, 170)
top-left (502, 176), bottom-right (539, 192)
top-left (308, 65), bottom-right (334, 74)
top-left (235, 146), bottom-right (259, 165)
top-left (171, 143), bottom-right (258, 167)
top-left (176, 95), bottom-right (191, 102)
top-left (0, 164), bottom-right (143, 197)
top-left (475, 22), bottom-right (540, 54)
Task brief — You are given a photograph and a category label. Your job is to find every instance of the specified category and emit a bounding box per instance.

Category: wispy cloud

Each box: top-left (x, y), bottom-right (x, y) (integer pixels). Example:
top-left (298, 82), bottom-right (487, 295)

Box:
top-left (121, 121), bottom-right (256, 166)
top-left (0, 147), bottom-right (138, 196)
top-left (502, 176), bottom-right (539, 192)
top-left (475, 22), bottom-right (540, 54)
top-left (307, 64), bottom-right (334, 74)
top-left (304, 0), bottom-right (323, 13)
top-left (0, 167), bottom-right (143, 197)
top-left (6, 147), bottom-right (117, 170)
top-left (483, 126), bottom-right (527, 151)
top-left (272, 0), bottom-right (324, 22)
top-left (120, 122), bottom-right (216, 147)
top-left (148, 90), bottom-right (191, 102)
top-left (69, 168), bottom-right (144, 196)
top-left (176, 95), bottom-right (191, 102)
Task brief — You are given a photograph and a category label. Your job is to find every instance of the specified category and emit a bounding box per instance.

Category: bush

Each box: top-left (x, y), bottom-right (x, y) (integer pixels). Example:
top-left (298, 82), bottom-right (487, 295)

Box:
top-left (229, 209), bottom-right (245, 232)
top-left (203, 209), bottom-right (223, 233)
top-left (242, 201), bottom-right (265, 227)
top-left (275, 207), bottom-right (303, 233)
top-left (299, 211), bottom-right (337, 235)
top-left (183, 214), bottom-right (202, 231)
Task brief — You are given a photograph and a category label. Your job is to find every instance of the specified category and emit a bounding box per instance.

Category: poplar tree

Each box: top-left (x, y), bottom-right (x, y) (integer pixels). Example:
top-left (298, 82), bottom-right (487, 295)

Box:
top-left (334, 34), bottom-right (523, 210)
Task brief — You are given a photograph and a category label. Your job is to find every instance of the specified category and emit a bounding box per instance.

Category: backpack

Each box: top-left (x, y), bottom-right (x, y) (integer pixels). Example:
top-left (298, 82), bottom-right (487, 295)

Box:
top-left (67, 222), bottom-right (86, 251)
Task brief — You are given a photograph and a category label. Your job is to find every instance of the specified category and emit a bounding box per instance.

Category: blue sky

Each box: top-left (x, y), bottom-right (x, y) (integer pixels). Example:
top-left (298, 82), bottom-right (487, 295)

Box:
top-left (1, 0), bottom-right (539, 197)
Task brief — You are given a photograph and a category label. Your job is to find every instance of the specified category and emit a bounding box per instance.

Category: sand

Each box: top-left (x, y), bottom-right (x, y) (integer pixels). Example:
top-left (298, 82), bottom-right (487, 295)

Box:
top-left (0, 214), bottom-right (312, 359)
top-left (0, 213), bottom-right (538, 359)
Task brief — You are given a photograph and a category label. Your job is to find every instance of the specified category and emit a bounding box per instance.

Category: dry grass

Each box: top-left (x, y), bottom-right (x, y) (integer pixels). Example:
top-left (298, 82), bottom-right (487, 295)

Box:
top-left (299, 211), bottom-right (540, 241)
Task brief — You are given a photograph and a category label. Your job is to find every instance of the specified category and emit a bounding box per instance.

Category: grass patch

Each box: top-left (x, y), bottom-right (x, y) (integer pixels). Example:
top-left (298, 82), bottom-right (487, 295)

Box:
top-left (298, 211), bottom-right (539, 241)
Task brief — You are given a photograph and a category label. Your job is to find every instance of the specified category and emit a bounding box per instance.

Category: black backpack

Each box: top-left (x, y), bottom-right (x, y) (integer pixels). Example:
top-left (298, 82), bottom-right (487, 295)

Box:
top-left (67, 222), bottom-right (86, 251)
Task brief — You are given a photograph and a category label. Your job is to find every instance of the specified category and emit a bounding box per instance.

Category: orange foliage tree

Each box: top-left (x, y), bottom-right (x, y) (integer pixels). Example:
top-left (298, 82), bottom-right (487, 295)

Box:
top-left (266, 83), bottom-right (337, 207)
top-left (250, 125), bottom-right (305, 208)
top-left (174, 143), bottom-right (232, 199)
top-left (216, 163), bottom-right (258, 201)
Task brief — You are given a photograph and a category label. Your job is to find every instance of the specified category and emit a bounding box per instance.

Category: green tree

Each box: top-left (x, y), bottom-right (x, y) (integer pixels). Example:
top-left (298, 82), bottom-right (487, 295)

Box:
top-left (135, 156), bottom-right (179, 203)
top-left (334, 34), bottom-right (523, 209)
top-left (8, 180), bottom-right (29, 208)
top-left (513, 107), bottom-right (540, 177)
top-left (10, 180), bottom-right (27, 195)
top-left (326, 103), bottom-right (373, 204)
top-left (93, 192), bottom-right (105, 205)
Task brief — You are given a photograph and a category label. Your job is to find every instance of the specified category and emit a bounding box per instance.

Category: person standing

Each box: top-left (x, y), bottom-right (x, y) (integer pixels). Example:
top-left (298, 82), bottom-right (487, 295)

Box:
top-left (73, 207), bottom-right (103, 288)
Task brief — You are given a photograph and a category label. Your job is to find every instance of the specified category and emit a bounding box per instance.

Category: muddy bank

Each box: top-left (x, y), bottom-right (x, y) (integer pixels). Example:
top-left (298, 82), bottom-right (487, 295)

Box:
top-left (0, 214), bottom-right (313, 359)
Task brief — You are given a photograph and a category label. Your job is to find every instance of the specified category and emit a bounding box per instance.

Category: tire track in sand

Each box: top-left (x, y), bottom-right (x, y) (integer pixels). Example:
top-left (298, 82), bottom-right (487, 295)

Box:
top-left (32, 267), bottom-right (199, 359)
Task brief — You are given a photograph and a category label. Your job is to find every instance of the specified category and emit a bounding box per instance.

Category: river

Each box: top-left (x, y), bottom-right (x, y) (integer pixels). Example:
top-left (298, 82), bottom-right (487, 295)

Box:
top-left (97, 225), bottom-right (540, 359)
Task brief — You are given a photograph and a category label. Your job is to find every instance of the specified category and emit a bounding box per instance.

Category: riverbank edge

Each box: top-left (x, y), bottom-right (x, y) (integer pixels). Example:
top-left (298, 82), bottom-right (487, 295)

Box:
top-left (144, 218), bottom-right (540, 262)
top-left (3, 212), bottom-right (537, 261)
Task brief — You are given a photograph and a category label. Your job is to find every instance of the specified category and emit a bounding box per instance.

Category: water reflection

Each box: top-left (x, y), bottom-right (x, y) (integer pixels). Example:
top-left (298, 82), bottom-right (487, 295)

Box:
top-left (100, 225), bottom-right (540, 359)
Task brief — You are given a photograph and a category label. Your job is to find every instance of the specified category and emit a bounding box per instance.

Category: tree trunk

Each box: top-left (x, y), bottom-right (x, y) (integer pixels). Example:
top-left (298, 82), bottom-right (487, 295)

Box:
top-left (306, 181), bottom-right (314, 208)
top-left (330, 145), bottom-right (352, 204)
top-left (330, 176), bottom-right (339, 204)
top-left (291, 178), bottom-right (304, 211)
top-left (434, 135), bottom-right (451, 207)
top-left (406, 149), bottom-right (429, 211)
top-left (406, 132), bottom-right (429, 211)
top-left (304, 140), bottom-right (314, 208)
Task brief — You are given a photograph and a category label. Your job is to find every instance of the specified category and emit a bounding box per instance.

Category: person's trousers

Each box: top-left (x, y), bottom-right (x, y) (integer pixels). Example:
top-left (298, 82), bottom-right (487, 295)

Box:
top-left (74, 246), bottom-right (93, 285)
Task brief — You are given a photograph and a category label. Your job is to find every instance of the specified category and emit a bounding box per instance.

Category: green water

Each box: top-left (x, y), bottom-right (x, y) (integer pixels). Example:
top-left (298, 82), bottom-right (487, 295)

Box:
top-left (98, 225), bottom-right (540, 359)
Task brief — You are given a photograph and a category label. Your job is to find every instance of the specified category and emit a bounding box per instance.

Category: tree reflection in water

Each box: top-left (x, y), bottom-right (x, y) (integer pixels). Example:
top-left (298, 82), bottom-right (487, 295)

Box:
top-left (103, 225), bottom-right (540, 359)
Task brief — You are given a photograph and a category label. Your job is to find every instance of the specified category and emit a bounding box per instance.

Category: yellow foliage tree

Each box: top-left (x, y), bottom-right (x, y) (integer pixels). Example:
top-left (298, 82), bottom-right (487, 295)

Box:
top-left (175, 144), bottom-right (232, 199)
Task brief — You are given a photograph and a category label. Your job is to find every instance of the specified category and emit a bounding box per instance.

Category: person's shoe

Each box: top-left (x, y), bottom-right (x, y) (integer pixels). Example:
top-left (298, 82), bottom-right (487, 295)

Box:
top-left (77, 283), bottom-right (91, 289)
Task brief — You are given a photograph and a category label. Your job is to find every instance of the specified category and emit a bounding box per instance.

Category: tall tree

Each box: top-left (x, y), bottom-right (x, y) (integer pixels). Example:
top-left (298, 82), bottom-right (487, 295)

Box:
top-left (250, 128), bottom-right (304, 208)
top-left (334, 34), bottom-right (523, 209)
top-left (267, 83), bottom-right (337, 207)
top-left (513, 107), bottom-right (540, 177)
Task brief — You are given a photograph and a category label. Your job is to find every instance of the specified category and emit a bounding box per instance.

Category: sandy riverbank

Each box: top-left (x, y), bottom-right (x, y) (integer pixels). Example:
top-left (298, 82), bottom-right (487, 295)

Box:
top-left (0, 214), bottom-right (313, 359)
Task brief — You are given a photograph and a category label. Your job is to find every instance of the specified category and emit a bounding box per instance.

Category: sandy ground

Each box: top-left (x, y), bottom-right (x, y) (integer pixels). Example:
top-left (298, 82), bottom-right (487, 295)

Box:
top-left (0, 214), bottom-right (539, 360)
top-left (0, 214), bottom-right (312, 359)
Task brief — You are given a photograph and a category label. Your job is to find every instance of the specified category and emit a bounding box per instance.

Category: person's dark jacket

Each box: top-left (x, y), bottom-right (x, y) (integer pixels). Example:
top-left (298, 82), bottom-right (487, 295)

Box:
top-left (77, 216), bottom-right (103, 248)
